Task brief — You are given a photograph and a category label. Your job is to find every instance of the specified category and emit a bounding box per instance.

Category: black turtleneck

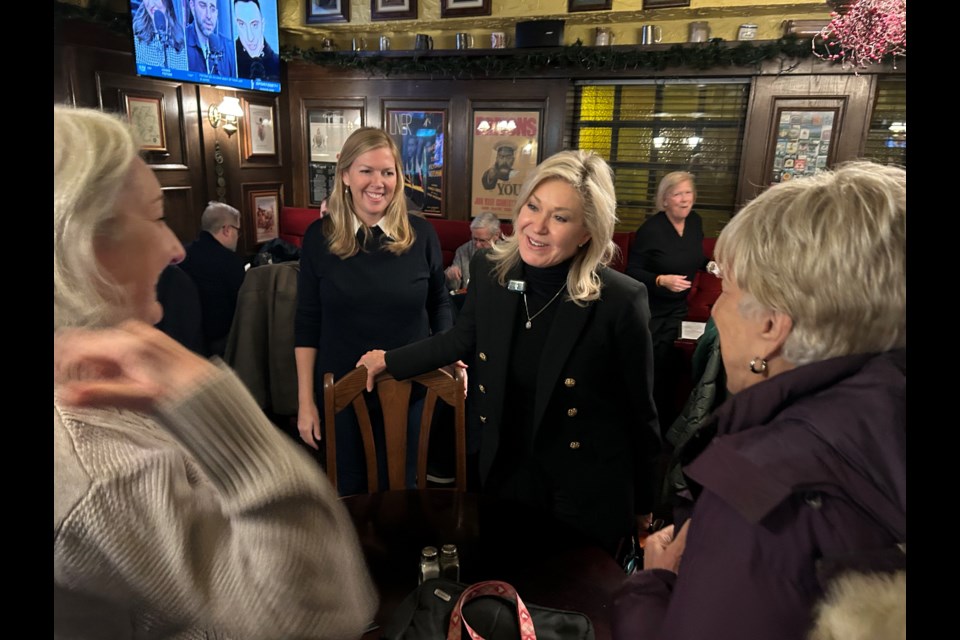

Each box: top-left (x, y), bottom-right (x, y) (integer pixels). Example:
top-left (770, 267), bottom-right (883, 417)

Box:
top-left (495, 258), bottom-right (573, 488)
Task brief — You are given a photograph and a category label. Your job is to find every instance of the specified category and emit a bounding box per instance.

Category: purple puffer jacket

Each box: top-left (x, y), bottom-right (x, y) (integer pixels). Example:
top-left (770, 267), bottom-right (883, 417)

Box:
top-left (612, 350), bottom-right (905, 640)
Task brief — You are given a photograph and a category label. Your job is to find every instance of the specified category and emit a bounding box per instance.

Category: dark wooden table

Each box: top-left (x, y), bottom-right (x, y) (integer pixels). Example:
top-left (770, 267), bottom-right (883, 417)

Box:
top-left (344, 490), bottom-right (625, 640)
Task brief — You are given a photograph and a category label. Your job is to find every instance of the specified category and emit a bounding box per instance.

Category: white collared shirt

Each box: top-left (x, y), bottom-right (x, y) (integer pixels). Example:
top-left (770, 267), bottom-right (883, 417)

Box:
top-left (350, 215), bottom-right (394, 240)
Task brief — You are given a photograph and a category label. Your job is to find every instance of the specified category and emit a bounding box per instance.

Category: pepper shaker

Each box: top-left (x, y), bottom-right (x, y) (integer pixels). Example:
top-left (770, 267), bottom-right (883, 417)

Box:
top-left (440, 544), bottom-right (460, 582)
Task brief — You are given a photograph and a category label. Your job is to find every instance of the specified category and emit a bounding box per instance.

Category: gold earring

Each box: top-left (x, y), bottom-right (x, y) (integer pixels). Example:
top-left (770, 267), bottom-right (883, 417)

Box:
top-left (749, 358), bottom-right (768, 374)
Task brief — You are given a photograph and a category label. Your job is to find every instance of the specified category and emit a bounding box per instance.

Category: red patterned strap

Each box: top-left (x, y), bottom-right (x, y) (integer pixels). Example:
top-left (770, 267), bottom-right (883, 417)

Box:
top-left (446, 580), bottom-right (537, 640)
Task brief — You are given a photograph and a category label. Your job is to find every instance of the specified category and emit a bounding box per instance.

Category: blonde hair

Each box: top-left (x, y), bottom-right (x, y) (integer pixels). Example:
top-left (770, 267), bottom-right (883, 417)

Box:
top-left (325, 127), bottom-right (415, 258)
top-left (714, 161), bottom-right (906, 365)
top-left (490, 150), bottom-right (617, 306)
top-left (656, 171), bottom-right (696, 211)
top-left (54, 105), bottom-right (139, 330)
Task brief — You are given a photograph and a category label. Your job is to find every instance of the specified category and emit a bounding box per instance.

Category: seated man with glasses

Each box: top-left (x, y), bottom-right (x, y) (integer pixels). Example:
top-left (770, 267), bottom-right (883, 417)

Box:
top-left (181, 201), bottom-right (246, 357)
top-left (445, 212), bottom-right (503, 291)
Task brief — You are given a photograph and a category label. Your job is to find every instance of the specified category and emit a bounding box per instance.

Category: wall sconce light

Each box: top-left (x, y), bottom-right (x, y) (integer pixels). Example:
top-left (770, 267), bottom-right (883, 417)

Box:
top-left (208, 96), bottom-right (244, 136)
top-left (686, 135), bottom-right (702, 149)
top-left (652, 136), bottom-right (666, 149)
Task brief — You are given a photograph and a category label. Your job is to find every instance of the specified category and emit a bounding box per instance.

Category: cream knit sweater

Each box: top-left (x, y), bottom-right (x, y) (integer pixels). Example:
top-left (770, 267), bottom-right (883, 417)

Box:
top-left (54, 362), bottom-right (377, 639)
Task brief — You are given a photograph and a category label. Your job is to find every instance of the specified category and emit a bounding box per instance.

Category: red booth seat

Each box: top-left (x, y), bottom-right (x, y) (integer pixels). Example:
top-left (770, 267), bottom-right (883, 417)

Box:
top-left (278, 208), bottom-right (717, 310)
top-left (685, 237), bottom-right (719, 322)
top-left (278, 207), bottom-right (323, 248)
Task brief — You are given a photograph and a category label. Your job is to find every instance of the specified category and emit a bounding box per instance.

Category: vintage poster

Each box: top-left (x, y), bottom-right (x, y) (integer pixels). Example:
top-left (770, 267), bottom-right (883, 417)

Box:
top-left (471, 110), bottom-right (540, 218)
top-left (309, 162), bottom-right (337, 206)
top-left (386, 109), bottom-right (446, 215)
top-left (770, 109), bottom-right (834, 185)
top-left (245, 102), bottom-right (277, 157)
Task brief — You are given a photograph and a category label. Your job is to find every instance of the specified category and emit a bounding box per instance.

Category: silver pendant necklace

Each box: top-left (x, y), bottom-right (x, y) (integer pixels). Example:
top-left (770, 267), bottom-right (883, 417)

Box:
top-left (522, 284), bottom-right (566, 329)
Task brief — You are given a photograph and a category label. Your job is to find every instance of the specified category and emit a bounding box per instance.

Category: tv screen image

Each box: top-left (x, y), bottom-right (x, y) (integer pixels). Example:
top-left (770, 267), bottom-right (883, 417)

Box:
top-left (130, 0), bottom-right (281, 93)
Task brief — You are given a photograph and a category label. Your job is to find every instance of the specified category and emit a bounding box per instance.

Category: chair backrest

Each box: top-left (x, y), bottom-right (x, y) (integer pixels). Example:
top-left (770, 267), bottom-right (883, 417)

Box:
top-left (322, 366), bottom-right (467, 492)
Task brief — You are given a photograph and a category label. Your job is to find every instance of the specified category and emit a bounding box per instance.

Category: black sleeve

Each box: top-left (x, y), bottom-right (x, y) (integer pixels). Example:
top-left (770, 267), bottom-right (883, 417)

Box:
top-left (387, 251), bottom-right (486, 379)
top-left (421, 220), bottom-right (453, 335)
top-left (692, 212), bottom-right (708, 271)
top-left (614, 280), bottom-right (662, 513)
top-left (625, 219), bottom-right (659, 290)
top-left (294, 219), bottom-right (325, 348)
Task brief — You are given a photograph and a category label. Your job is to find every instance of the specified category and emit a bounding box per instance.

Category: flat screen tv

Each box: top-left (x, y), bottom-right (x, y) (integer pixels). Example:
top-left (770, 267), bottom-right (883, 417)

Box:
top-left (129, 0), bottom-right (281, 93)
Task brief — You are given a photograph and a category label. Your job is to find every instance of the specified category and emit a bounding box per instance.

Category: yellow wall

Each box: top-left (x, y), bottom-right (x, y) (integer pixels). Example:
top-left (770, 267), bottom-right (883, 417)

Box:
top-left (281, 1), bottom-right (831, 50)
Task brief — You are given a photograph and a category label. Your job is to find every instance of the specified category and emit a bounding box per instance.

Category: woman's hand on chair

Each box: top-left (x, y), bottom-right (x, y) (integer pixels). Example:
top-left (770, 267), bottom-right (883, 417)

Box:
top-left (356, 350), bottom-right (387, 392)
top-left (441, 360), bottom-right (470, 397)
top-left (455, 360), bottom-right (469, 397)
top-left (297, 400), bottom-right (322, 450)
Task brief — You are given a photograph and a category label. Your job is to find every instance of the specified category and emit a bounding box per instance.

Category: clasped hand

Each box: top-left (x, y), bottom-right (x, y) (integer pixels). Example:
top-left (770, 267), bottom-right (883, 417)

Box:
top-left (642, 520), bottom-right (691, 574)
top-left (659, 275), bottom-right (692, 293)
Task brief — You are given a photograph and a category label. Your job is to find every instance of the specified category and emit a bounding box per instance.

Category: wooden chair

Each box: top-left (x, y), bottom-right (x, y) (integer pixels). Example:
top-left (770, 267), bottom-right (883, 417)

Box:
top-left (322, 365), bottom-right (467, 493)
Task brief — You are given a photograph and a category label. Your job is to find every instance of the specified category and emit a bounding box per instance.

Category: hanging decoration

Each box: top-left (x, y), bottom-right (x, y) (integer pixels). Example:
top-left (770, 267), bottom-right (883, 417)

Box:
top-left (283, 38), bottom-right (817, 77)
top-left (815, 0), bottom-right (906, 69)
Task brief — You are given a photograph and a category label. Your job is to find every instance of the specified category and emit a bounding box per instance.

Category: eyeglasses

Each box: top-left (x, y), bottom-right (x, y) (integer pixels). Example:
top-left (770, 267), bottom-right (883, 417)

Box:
top-left (227, 225), bottom-right (241, 233)
top-left (472, 235), bottom-right (498, 247)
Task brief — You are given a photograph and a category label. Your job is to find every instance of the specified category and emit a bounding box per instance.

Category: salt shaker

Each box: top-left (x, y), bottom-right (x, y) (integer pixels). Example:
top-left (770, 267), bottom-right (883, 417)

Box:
top-left (419, 546), bottom-right (440, 584)
top-left (440, 544), bottom-right (460, 581)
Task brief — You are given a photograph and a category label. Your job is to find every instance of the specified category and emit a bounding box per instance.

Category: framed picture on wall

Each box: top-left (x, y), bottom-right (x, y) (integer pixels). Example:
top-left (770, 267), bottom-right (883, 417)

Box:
top-left (568, 0), bottom-right (612, 11)
top-left (246, 186), bottom-right (282, 245)
top-left (385, 106), bottom-right (447, 215)
top-left (767, 108), bottom-right (838, 185)
top-left (308, 108), bottom-right (363, 162)
top-left (470, 110), bottom-right (541, 219)
top-left (440, 0), bottom-right (491, 19)
top-left (306, 0), bottom-right (349, 24)
top-left (124, 94), bottom-right (167, 152)
top-left (371, 0), bottom-right (417, 21)
top-left (242, 99), bottom-right (278, 159)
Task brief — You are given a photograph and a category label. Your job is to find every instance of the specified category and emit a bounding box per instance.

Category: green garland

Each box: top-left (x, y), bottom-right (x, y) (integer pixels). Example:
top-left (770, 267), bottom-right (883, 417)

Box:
top-left (281, 38), bottom-right (816, 77)
top-left (54, 1), bottom-right (133, 36)
top-left (54, 1), bottom-right (867, 77)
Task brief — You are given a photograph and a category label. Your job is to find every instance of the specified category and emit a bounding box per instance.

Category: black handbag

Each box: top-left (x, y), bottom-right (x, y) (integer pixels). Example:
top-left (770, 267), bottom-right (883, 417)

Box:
top-left (382, 578), bottom-right (595, 640)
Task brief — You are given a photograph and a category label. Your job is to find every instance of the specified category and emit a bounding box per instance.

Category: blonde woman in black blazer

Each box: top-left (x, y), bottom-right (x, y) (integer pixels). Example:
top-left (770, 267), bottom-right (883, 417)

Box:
top-left (359, 150), bottom-right (660, 554)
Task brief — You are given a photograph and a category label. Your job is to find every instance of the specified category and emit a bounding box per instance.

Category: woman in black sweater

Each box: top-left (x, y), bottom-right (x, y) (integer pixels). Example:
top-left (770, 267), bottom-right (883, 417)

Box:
top-left (294, 127), bottom-right (452, 495)
top-left (625, 172), bottom-right (707, 431)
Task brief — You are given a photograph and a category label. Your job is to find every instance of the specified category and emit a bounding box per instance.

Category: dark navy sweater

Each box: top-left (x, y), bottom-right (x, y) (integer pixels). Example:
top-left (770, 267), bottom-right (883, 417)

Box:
top-left (294, 214), bottom-right (452, 385)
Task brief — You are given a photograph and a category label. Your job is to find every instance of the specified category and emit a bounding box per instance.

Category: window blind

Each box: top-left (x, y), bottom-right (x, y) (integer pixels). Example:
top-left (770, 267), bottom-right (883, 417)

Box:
top-left (863, 77), bottom-right (906, 168)
top-left (572, 79), bottom-right (749, 237)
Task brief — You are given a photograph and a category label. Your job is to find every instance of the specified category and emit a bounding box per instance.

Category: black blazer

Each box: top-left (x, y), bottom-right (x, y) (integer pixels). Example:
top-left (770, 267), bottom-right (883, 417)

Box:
top-left (388, 252), bottom-right (661, 538)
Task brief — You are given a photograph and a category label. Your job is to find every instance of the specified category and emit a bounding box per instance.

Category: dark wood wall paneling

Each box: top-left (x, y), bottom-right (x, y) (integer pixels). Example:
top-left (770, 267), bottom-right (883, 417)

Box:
top-left (736, 73), bottom-right (877, 208)
top-left (54, 20), bottom-right (290, 257)
top-left (286, 58), bottom-right (902, 221)
top-left (56, 18), bottom-right (903, 235)
top-left (286, 64), bottom-right (568, 221)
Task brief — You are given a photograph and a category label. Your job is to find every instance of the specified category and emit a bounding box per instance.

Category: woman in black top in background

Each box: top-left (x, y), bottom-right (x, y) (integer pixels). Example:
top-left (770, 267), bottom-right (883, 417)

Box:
top-left (626, 172), bottom-right (707, 432)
